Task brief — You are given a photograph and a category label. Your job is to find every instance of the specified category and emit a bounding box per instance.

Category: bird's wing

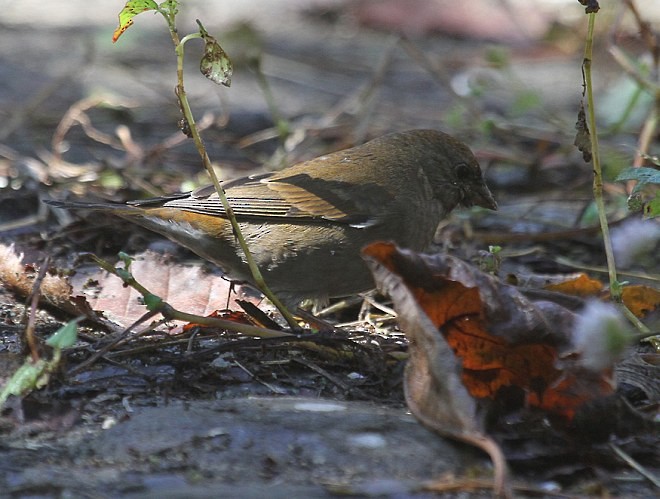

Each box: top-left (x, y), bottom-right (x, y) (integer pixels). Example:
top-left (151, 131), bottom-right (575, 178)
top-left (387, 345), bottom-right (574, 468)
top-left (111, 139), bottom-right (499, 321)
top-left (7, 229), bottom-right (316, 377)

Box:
top-left (130, 172), bottom-right (393, 226)
top-left (263, 173), bottom-right (394, 226)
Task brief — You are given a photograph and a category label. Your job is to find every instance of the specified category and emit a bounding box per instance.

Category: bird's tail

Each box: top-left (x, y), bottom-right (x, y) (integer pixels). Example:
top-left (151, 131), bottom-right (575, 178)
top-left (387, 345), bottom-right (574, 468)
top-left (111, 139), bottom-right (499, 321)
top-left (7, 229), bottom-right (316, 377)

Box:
top-left (43, 199), bottom-right (138, 212)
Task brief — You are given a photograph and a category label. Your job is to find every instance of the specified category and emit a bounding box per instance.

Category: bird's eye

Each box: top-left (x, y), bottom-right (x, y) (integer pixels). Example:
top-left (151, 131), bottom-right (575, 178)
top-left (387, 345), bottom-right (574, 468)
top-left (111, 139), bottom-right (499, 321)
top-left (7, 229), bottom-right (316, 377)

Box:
top-left (455, 163), bottom-right (473, 181)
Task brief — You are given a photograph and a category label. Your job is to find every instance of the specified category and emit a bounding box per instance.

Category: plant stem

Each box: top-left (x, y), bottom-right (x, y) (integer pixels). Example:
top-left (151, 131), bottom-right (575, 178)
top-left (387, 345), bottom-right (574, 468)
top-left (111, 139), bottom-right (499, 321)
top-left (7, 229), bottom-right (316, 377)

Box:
top-left (583, 13), bottom-right (620, 300)
top-left (583, 12), bottom-right (653, 338)
top-left (164, 17), bottom-right (299, 330)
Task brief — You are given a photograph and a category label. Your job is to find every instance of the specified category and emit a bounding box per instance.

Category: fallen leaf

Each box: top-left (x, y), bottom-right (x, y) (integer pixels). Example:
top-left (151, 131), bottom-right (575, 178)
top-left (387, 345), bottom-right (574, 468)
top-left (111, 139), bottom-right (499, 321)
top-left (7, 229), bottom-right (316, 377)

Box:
top-left (621, 285), bottom-right (660, 318)
top-left (363, 242), bottom-right (616, 421)
top-left (363, 242), bottom-right (512, 496)
top-left (545, 273), bottom-right (603, 296)
top-left (0, 244), bottom-right (260, 330)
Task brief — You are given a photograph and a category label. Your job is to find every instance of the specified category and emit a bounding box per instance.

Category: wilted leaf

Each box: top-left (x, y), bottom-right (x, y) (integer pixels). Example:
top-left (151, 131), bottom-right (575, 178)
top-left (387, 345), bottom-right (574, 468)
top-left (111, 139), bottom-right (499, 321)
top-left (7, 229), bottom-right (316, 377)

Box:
top-left (364, 243), bottom-right (618, 423)
top-left (68, 251), bottom-right (258, 327)
top-left (621, 285), bottom-right (660, 318)
top-left (362, 242), bottom-right (511, 497)
top-left (363, 243), bottom-right (647, 496)
top-left (578, 0), bottom-right (600, 14)
top-left (574, 101), bottom-right (592, 163)
top-left (198, 22), bottom-right (233, 87)
top-left (0, 245), bottom-right (258, 331)
top-left (544, 273), bottom-right (603, 296)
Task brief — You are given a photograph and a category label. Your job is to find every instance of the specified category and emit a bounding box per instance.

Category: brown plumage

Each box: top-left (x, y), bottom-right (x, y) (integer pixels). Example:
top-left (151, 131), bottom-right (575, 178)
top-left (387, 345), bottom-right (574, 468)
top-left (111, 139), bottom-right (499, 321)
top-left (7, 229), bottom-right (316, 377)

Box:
top-left (46, 129), bottom-right (497, 307)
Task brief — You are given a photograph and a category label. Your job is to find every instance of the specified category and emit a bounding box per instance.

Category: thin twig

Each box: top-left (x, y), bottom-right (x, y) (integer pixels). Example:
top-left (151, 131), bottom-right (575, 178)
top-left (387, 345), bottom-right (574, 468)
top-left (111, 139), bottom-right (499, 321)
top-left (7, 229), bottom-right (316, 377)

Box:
top-left (67, 310), bottom-right (161, 376)
top-left (233, 360), bottom-right (287, 394)
top-left (23, 256), bottom-right (52, 362)
top-left (610, 442), bottom-right (660, 488)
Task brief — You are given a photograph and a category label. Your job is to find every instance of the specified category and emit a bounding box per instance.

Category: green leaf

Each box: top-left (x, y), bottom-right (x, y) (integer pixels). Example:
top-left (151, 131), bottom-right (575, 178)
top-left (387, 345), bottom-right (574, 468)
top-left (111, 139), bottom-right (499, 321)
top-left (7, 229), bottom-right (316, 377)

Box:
top-left (159, 0), bottom-right (178, 16)
top-left (0, 320), bottom-right (81, 407)
top-left (643, 191), bottom-right (660, 219)
top-left (0, 359), bottom-right (50, 407)
top-left (45, 319), bottom-right (80, 349)
top-left (113, 0), bottom-right (159, 43)
top-left (616, 167), bottom-right (660, 193)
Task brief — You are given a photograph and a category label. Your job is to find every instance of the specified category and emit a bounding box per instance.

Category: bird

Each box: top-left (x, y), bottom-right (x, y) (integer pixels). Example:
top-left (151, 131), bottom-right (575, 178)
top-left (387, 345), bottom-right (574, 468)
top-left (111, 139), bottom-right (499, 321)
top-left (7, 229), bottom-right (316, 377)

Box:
top-left (46, 129), bottom-right (497, 307)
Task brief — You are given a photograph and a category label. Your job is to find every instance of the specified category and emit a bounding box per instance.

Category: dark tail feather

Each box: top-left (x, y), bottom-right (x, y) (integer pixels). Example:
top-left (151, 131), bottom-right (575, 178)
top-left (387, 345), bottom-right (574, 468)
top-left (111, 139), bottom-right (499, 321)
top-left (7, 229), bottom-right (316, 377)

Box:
top-left (43, 199), bottom-right (135, 212)
top-left (44, 192), bottom-right (191, 211)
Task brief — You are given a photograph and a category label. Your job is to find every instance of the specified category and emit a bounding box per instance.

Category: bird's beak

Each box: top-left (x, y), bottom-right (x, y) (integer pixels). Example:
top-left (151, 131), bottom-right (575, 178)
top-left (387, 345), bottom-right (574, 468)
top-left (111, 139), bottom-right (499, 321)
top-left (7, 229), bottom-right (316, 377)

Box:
top-left (468, 183), bottom-right (498, 211)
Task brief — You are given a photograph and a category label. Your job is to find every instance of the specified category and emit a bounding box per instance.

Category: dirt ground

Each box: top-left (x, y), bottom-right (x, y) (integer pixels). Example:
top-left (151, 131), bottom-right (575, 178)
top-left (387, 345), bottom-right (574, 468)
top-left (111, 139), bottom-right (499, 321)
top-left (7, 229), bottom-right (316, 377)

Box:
top-left (1, 1), bottom-right (659, 497)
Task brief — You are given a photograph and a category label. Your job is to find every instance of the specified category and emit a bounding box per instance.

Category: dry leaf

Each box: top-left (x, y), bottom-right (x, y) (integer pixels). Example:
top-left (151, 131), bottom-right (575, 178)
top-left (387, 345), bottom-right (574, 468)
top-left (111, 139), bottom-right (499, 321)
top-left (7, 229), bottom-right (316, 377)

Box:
top-left (361, 242), bottom-right (641, 497)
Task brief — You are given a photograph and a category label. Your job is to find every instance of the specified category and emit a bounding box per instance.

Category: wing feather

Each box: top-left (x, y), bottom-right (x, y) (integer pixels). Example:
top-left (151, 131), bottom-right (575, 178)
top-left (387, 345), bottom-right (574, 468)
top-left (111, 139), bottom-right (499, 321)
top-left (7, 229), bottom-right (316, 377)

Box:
top-left (131, 167), bottom-right (392, 226)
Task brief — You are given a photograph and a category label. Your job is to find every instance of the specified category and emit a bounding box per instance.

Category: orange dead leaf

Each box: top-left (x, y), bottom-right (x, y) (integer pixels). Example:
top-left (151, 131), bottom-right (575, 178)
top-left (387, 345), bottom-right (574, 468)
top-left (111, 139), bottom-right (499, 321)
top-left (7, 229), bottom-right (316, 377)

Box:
top-left (411, 274), bottom-right (610, 419)
top-left (363, 242), bottom-right (616, 421)
top-left (621, 285), bottom-right (660, 318)
top-left (545, 273), bottom-right (603, 296)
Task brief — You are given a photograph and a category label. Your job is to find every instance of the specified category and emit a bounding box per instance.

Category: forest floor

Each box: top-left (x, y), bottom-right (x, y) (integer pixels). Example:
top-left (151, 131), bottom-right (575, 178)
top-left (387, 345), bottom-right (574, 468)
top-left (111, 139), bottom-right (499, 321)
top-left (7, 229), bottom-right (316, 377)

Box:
top-left (1, 1), bottom-right (658, 497)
